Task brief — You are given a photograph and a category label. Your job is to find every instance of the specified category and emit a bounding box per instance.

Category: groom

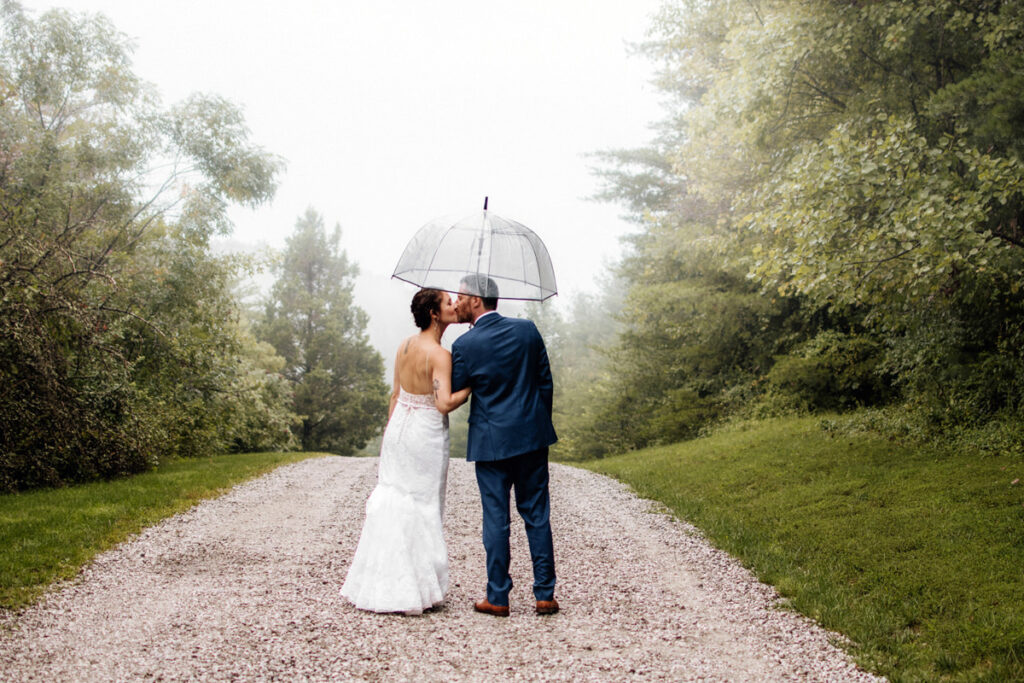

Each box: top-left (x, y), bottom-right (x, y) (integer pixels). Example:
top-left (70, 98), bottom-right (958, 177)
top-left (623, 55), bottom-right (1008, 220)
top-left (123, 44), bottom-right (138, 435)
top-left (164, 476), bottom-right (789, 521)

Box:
top-left (451, 274), bottom-right (559, 617)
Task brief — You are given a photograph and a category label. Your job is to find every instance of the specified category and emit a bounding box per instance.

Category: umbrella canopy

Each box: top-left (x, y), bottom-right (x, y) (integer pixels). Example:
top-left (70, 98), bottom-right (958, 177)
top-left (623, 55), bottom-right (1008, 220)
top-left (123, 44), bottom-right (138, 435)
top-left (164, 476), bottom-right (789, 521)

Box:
top-left (392, 204), bottom-right (557, 301)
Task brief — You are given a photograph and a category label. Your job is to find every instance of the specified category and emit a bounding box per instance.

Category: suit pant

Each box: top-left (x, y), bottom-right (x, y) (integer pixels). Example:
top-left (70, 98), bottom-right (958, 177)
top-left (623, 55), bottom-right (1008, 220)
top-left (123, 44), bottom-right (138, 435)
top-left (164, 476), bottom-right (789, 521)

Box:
top-left (474, 447), bottom-right (556, 605)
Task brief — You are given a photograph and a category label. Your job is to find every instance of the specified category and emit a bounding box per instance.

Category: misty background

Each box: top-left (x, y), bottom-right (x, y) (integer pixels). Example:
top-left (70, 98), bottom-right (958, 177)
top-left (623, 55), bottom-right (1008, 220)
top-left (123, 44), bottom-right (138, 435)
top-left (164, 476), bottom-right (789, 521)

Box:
top-left (21, 0), bottom-right (663, 373)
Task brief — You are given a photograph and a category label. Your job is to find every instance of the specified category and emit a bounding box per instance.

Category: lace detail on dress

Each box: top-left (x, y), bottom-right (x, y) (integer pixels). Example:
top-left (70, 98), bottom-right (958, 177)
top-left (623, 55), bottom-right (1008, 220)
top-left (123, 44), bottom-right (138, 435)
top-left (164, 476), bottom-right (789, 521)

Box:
top-left (396, 388), bottom-right (436, 410)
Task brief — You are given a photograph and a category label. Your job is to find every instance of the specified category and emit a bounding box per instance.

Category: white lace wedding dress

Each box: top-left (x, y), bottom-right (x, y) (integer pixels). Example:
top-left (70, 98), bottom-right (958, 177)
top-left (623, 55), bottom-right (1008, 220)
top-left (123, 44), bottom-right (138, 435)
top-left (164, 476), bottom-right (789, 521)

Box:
top-left (340, 388), bottom-right (450, 614)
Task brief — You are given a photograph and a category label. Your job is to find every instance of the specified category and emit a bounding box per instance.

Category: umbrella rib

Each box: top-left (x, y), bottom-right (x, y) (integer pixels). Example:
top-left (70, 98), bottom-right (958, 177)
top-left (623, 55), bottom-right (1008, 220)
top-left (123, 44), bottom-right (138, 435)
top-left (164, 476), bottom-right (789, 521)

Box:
top-left (476, 213), bottom-right (487, 281)
top-left (519, 238), bottom-right (528, 290)
top-left (485, 221), bottom-right (495, 295)
top-left (423, 228), bottom-right (449, 285)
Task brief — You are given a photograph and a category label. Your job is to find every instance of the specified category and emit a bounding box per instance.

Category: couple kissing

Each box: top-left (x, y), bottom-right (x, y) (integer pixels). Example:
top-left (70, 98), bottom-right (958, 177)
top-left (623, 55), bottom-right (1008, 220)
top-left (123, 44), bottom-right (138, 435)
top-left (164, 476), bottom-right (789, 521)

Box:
top-left (341, 273), bottom-right (559, 618)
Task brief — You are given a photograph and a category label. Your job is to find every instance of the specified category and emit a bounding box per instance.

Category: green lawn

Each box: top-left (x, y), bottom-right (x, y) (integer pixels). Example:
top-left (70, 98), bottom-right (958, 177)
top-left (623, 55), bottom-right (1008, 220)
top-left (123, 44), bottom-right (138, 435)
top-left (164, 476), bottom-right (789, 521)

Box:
top-left (581, 416), bottom-right (1024, 682)
top-left (0, 451), bottom-right (325, 612)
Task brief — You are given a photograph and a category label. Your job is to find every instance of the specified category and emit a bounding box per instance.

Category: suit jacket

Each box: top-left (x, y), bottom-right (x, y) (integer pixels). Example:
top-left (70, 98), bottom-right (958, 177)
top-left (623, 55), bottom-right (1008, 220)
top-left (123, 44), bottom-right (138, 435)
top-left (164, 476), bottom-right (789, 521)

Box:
top-left (451, 312), bottom-right (557, 462)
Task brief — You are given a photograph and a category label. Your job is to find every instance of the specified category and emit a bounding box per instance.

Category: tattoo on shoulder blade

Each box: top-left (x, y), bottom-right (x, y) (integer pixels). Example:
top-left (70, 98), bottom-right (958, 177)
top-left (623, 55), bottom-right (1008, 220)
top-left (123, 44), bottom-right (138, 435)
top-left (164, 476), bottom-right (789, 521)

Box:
top-left (403, 339), bottom-right (410, 354)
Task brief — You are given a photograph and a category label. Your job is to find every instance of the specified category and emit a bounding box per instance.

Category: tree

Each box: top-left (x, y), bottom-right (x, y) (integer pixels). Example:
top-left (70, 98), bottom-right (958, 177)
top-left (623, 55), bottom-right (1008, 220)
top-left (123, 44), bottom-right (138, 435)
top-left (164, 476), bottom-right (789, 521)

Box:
top-left (0, 2), bottom-right (289, 490)
top-left (123, 231), bottom-right (299, 459)
top-left (584, 0), bottom-right (1024, 443)
top-left (675, 0), bottom-right (1024, 424)
top-left (578, 0), bottom-right (916, 452)
top-left (259, 209), bottom-right (388, 454)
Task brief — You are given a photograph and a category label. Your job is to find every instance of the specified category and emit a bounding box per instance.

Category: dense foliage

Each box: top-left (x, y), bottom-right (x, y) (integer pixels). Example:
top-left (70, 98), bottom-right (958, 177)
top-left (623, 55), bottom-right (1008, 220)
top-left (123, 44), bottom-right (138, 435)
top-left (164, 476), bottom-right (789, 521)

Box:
top-left (0, 3), bottom-right (297, 490)
top-left (575, 0), bottom-right (1024, 454)
top-left (258, 209), bottom-right (388, 455)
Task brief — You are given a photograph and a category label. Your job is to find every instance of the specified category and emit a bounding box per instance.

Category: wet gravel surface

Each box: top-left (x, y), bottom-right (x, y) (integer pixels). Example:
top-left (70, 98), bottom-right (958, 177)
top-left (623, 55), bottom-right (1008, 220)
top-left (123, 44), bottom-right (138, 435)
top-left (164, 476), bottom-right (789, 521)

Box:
top-left (0, 457), bottom-right (882, 681)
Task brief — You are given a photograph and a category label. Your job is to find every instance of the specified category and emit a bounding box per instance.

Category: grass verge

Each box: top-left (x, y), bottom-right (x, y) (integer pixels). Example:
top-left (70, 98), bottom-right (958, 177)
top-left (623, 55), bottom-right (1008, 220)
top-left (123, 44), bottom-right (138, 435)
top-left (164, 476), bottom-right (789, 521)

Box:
top-left (0, 451), bottom-right (325, 612)
top-left (581, 415), bottom-right (1024, 682)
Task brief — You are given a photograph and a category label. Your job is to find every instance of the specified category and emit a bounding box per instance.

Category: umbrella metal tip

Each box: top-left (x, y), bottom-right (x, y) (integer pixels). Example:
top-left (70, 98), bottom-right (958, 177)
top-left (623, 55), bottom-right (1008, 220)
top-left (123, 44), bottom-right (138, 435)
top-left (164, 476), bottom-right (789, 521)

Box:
top-left (483, 196), bottom-right (488, 211)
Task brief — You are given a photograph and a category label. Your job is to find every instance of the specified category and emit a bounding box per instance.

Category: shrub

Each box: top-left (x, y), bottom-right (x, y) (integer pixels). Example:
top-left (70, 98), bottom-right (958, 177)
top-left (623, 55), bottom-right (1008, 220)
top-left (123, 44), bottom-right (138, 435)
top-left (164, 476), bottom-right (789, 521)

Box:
top-left (765, 331), bottom-right (891, 411)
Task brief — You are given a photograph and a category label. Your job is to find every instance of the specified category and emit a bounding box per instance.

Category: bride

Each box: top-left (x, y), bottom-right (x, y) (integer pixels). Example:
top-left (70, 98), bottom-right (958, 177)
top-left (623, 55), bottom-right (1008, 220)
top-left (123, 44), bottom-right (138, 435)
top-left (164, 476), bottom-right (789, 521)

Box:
top-left (340, 288), bottom-right (470, 614)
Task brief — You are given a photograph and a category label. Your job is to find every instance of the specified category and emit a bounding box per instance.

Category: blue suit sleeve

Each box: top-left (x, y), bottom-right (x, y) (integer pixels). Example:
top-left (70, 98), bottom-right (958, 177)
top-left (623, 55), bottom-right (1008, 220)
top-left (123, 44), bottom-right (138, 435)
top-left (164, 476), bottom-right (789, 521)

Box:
top-left (535, 328), bottom-right (554, 416)
top-left (451, 341), bottom-right (468, 392)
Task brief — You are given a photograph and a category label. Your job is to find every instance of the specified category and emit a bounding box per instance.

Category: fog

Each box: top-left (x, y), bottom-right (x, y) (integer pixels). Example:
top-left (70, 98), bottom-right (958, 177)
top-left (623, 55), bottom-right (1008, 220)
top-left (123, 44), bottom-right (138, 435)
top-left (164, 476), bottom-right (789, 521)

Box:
top-left (23, 0), bottom-right (662, 365)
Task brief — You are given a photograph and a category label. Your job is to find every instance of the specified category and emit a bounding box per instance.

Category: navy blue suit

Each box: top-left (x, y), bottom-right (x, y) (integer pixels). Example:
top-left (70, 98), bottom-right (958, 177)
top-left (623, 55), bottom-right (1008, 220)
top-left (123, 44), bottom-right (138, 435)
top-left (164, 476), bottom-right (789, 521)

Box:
top-left (452, 312), bottom-right (557, 605)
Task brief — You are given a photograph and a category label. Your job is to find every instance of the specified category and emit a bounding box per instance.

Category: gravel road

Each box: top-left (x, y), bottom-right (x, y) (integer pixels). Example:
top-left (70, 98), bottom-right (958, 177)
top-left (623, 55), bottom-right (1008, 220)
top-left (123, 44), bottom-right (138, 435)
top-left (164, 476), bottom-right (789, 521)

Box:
top-left (0, 457), bottom-right (882, 681)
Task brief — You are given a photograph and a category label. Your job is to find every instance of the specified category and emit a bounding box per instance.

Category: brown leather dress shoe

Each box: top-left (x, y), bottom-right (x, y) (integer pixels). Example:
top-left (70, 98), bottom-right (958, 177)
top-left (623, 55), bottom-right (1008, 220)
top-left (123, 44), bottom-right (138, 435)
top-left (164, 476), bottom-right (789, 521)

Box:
top-left (473, 598), bottom-right (510, 617)
top-left (535, 598), bottom-right (559, 615)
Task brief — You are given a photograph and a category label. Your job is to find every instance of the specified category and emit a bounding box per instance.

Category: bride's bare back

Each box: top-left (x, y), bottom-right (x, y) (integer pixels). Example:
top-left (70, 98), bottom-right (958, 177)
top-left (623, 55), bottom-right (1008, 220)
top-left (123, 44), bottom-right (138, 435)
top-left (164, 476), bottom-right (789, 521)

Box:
top-left (395, 334), bottom-right (438, 395)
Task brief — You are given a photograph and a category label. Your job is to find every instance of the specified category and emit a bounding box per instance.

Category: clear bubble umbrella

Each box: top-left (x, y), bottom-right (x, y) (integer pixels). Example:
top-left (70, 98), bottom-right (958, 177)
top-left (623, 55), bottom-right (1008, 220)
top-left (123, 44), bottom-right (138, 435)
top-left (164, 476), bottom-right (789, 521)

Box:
top-left (392, 198), bottom-right (557, 301)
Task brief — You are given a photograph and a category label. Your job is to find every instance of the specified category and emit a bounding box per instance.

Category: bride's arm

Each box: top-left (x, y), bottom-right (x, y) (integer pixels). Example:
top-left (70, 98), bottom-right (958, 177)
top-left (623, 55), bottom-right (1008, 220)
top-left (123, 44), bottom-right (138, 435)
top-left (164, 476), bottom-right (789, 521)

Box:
top-left (431, 347), bottom-right (470, 415)
top-left (387, 345), bottom-right (402, 421)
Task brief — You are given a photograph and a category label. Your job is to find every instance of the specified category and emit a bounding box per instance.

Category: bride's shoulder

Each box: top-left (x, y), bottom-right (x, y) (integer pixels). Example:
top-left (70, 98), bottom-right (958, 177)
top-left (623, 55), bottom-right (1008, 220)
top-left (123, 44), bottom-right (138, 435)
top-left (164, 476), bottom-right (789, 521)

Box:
top-left (427, 342), bottom-right (452, 360)
top-left (396, 334), bottom-right (431, 362)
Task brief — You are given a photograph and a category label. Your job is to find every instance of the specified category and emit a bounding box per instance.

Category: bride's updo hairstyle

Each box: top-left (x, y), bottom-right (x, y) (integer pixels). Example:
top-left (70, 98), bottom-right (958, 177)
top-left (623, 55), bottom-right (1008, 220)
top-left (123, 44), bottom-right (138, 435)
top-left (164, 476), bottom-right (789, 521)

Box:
top-left (411, 288), bottom-right (445, 330)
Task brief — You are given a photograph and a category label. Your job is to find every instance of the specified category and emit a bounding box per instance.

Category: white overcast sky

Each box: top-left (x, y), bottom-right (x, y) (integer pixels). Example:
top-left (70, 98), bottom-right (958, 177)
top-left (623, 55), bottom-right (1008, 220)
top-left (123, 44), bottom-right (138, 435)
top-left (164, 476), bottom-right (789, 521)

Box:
top-left (21, 0), bottom-right (663, 353)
